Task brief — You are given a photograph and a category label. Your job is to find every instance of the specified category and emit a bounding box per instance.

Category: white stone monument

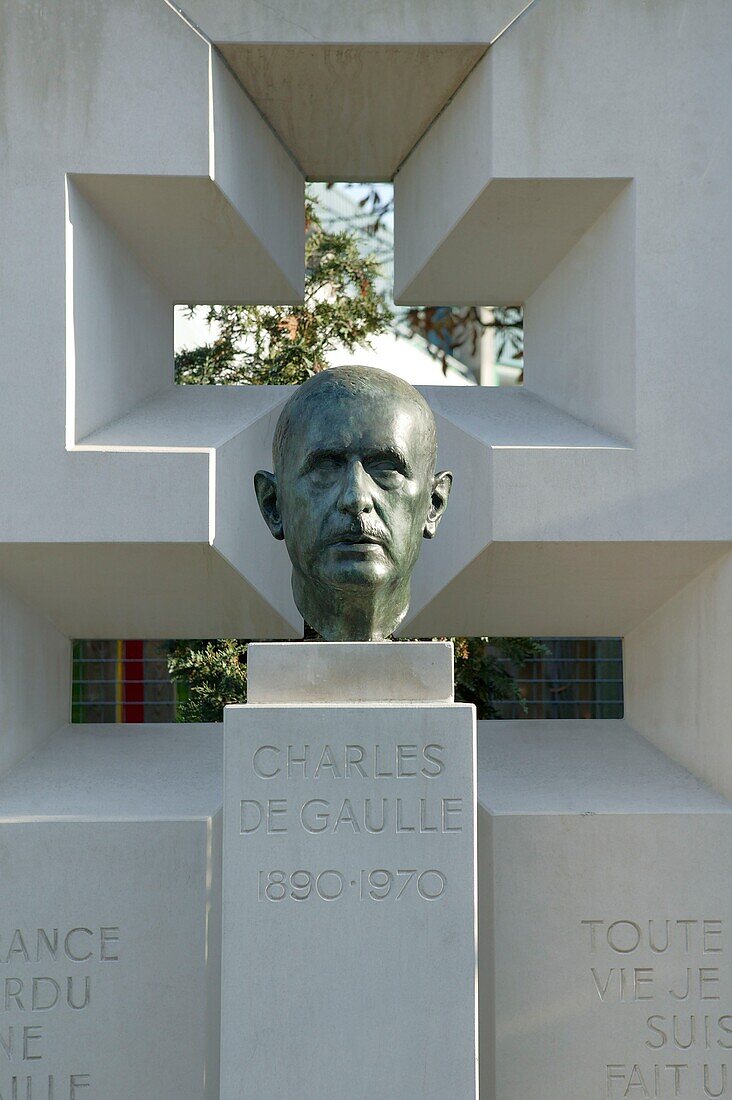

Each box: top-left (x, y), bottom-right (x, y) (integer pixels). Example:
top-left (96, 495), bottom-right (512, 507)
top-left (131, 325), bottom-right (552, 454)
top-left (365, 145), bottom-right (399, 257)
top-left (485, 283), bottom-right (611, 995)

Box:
top-left (0, 723), bottom-right (222, 1098)
top-left (476, 719), bottom-right (732, 1099)
top-left (221, 642), bottom-right (477, 1099)
top-left (1, 1), bottom-right (731, 1097)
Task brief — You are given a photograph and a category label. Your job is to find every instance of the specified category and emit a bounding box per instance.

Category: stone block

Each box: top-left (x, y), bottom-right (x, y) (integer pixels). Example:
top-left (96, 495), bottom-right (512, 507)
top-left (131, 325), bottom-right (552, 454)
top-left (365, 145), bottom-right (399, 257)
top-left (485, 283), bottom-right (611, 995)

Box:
top-left (246, 640), bottom-right (454, 703)
top-left (221, 642), bottom-right (477, 1099)
top-left (477, 720), bottom-right (732, 1100)
top-left (0, 723), bottom-right (222, 1100)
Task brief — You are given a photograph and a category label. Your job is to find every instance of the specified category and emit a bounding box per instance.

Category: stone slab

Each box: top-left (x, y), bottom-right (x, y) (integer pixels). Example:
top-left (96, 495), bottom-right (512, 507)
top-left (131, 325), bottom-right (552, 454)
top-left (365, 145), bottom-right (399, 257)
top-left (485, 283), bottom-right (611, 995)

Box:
top-left (222, 692), bottom-right (477, 1099)
top-left (246, 640), bottom-right (454, 703)
top-left (0, 724), bottom-right (223, 1100)
top-left (477, 720), bottom-right (732, 1100)
top-left (476, 719), bottom-right (732, 815)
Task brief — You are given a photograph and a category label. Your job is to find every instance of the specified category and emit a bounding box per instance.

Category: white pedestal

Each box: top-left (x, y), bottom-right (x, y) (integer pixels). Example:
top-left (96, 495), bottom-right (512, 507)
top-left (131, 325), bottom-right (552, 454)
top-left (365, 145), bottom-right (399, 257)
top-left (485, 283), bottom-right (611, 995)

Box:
top-left (0, 723), bottom-right (222, 1100)
top-left (477, 719), bottom-right (732, 1100)
top-left (221, 642), bottom-right (477, 1100)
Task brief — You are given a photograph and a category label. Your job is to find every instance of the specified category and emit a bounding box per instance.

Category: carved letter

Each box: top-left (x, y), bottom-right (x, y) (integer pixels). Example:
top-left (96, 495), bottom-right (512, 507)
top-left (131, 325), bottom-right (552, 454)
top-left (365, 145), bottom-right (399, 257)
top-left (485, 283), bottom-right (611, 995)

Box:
top-left (266, 799), bottom-right (288, 834)
top-left (286, 744), bottom-right (308, 778)
top-left (648, 920), bottom-right (670, 953)
top-left (240, 800), bottom-right (263, 834)
top-left (592, 969), bottom-right (617, 1001)
top-left (645, 1016), bottom-right (667, 1049)
top-left (623, 1065), bottom-right (651, 1098)
top-left (606, 1065), bottom-right (626, 1097)
top-left (704, 921), bottom-right (724, 954)
top-left (670, 969), bottom-right (691, 1001)
top-left (422, 744), bottom-right (444, 777)
top-left (333, 799), bottom-right (360, 834)
top-left (701, 968), bottom-right (721, 1000)
top-left (345, 745), bottom-right (367, 778)
top-left (607, 921), bottom-right (641, 954)
top-left (314, 745), bottom-right (340, 779)
top-left (36, 929), bottom-right (58, 962)
top-left (6, 931), bottom-right (29, 964)
top-left (4, 979), bottom-right (24, 1011)
top-left (64, 929), bottom-right (92, 963)
top-left (67, 977), bottom-right (91, 1010)
top-left (582, 920), bottom-right (604, 952)
top-left (300, 799), bottom-right (329, 833)
top-left (253, 746), bottom-right (280, 778)
top-left (100, 928), bottom-right (120, 962)
top-left (32, 978), bottom-right (60, 1011)
top-left (364, 798), bottom-right (387, 834)
top-left (673, 1015), bottom-right (696, 1049)
top-left (396, 745), bottom-right (418, 777)
top-left (22, 1026), bottom-right (42, 1061)
top-left (704, 1064), bottom-right (727, 1098)
top-left (718, 1015), bottom-right (732, 1049)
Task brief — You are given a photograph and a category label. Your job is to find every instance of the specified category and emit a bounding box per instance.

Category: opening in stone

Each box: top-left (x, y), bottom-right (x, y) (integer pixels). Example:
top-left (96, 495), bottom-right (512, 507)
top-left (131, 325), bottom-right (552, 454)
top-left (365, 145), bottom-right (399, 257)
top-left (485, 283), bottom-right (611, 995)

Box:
top-left (173, 183), bottom-right (523, 389)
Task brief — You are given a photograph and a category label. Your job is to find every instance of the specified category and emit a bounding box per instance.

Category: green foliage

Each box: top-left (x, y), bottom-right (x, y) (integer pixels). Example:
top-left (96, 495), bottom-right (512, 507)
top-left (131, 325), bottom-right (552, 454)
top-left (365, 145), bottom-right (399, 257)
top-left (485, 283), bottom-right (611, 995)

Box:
top-left (167, 640), bottom-right (248, 723)
top-left (168, 637), bottom-right (548, 722)
top-left (451, 636), bottom-right (548, 719)
top-left (174, 200), bottom-right (392, 387)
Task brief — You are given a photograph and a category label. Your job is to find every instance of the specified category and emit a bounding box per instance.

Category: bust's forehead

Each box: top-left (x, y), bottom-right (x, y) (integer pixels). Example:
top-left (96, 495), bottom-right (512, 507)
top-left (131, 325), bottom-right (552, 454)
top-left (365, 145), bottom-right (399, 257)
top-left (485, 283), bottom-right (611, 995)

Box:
top-left (273, 370), bottom-right (436, 470)
top-left (288, 393), bottom-right (428, 454)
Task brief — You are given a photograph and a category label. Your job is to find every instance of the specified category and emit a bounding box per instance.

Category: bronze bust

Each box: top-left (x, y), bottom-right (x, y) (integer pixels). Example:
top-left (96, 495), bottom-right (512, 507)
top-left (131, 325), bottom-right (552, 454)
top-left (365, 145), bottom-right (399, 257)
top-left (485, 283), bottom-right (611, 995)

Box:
top-left (255, 366), bottom-right (452, 641)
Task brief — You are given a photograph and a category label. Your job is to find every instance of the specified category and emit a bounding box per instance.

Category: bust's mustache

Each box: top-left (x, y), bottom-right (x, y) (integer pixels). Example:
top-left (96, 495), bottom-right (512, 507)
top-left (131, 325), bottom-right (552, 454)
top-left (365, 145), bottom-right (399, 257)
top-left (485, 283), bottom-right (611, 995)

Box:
top-left (323, 519), bottom-right (390, 548)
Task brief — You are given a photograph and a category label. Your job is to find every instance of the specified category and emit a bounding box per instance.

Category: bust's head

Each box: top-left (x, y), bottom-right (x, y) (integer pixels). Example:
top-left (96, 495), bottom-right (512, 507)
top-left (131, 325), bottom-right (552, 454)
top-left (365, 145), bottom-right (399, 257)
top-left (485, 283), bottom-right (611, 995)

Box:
top-left (254, 366), bottom-right (452, 640)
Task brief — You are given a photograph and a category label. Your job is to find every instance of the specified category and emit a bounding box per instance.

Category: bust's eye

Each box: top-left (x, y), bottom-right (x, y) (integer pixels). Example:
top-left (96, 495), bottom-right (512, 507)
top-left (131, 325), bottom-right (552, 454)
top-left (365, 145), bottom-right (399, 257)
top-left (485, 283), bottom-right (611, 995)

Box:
top-left (308, 455), bottom-right (343, 484)
top-left (366, 461), bottom-right (404, 488)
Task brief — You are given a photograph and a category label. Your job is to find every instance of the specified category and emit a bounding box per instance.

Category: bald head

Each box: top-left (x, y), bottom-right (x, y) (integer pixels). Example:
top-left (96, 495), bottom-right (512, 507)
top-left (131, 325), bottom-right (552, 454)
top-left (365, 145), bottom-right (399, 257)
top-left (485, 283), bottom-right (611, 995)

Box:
top-left (272, 366), bottom-right (437, 477)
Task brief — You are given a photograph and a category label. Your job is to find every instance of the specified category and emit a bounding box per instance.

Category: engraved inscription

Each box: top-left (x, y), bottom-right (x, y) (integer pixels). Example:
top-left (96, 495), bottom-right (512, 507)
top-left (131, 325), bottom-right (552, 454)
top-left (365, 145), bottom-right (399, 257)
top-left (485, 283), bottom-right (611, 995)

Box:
top-left (240, 795), bottom-right (463, 835)
top-left (257, 869), bottom-right (447, 902)
top-left (581, 918), bottom-right (731, 1097)
top-left (0, 924), bottom-right (120, 1096)
top-left (251, 742), bottom-right (445, 780)
top-left (222, 706), bottom-right (475, 1100)
top-left (240, 741), bottom-right (462, 840)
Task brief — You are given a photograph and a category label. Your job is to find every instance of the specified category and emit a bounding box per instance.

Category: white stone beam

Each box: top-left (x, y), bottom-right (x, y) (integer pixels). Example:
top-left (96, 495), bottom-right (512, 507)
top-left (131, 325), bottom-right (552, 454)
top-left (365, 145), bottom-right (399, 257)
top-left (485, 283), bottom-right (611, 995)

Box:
top-left (625, 550), bottom-right (732, 801)
top-left (184, 0), bottom-right (526, 45)
top-left (0, 583), bottom-right (69, 777)
top-left (406, 542), bottom-right (730, 639)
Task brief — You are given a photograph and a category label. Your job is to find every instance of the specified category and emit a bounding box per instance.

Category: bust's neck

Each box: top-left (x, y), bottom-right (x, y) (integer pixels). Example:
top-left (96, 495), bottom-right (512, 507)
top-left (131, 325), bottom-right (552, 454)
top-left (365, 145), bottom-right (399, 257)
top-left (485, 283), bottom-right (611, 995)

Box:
top-left (292, 572), bottom-right (410, 642)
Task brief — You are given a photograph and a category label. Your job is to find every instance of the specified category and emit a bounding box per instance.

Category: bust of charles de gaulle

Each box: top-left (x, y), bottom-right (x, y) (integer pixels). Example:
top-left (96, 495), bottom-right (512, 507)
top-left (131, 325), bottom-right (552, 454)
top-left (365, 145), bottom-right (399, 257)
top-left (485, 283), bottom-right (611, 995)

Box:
top-left (254, 365), bottom-right (452, 642)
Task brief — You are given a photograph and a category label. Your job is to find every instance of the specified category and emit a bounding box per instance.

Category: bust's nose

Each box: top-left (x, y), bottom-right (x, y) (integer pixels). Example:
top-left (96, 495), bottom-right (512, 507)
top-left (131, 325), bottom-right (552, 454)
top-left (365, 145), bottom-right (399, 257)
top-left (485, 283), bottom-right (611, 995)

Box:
top-left (337, 459), bottom-right (373, 517)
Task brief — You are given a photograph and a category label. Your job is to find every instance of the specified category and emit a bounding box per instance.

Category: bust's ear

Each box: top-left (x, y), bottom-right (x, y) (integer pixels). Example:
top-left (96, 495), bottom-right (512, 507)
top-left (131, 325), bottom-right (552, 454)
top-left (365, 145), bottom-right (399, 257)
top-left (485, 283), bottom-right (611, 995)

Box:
top-left (254, 470), bottom-right (284, 540)
top-left (423, 470), bottom-right (452, 539)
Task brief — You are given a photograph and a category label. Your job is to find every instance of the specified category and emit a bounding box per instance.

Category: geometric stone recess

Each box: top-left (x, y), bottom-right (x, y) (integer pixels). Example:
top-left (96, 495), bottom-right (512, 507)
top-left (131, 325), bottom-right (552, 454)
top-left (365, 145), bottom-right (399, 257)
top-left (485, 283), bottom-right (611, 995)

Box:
top-left (392, 0), bottom-right (732, 650)
top-left (477, 720), bottom-right (732, 1100)
top-left (0, 585), bottom-right (68, 777)
top-left (221, 644), bottom-right (477, 1099)
top-left (218, 44), bottom-right (488, 181)
top-left (625, 550), bottom-right (732, 803)
top-left (2, 0), bottom-right (730, 652)
top-left (0, 0), bottom-right (305, 643)
top-left (0, 723), bottom-right (222, 1099)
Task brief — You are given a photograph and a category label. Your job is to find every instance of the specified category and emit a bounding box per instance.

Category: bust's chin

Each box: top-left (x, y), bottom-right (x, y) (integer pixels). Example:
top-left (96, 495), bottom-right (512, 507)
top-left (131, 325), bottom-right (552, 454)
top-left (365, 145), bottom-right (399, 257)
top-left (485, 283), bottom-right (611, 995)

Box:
top-left (316, 544), bottom-right (392, 590)
top-left (316, 560), bottom-right (391, 592)
top-left (291, 565), bottom-right (410, 642)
